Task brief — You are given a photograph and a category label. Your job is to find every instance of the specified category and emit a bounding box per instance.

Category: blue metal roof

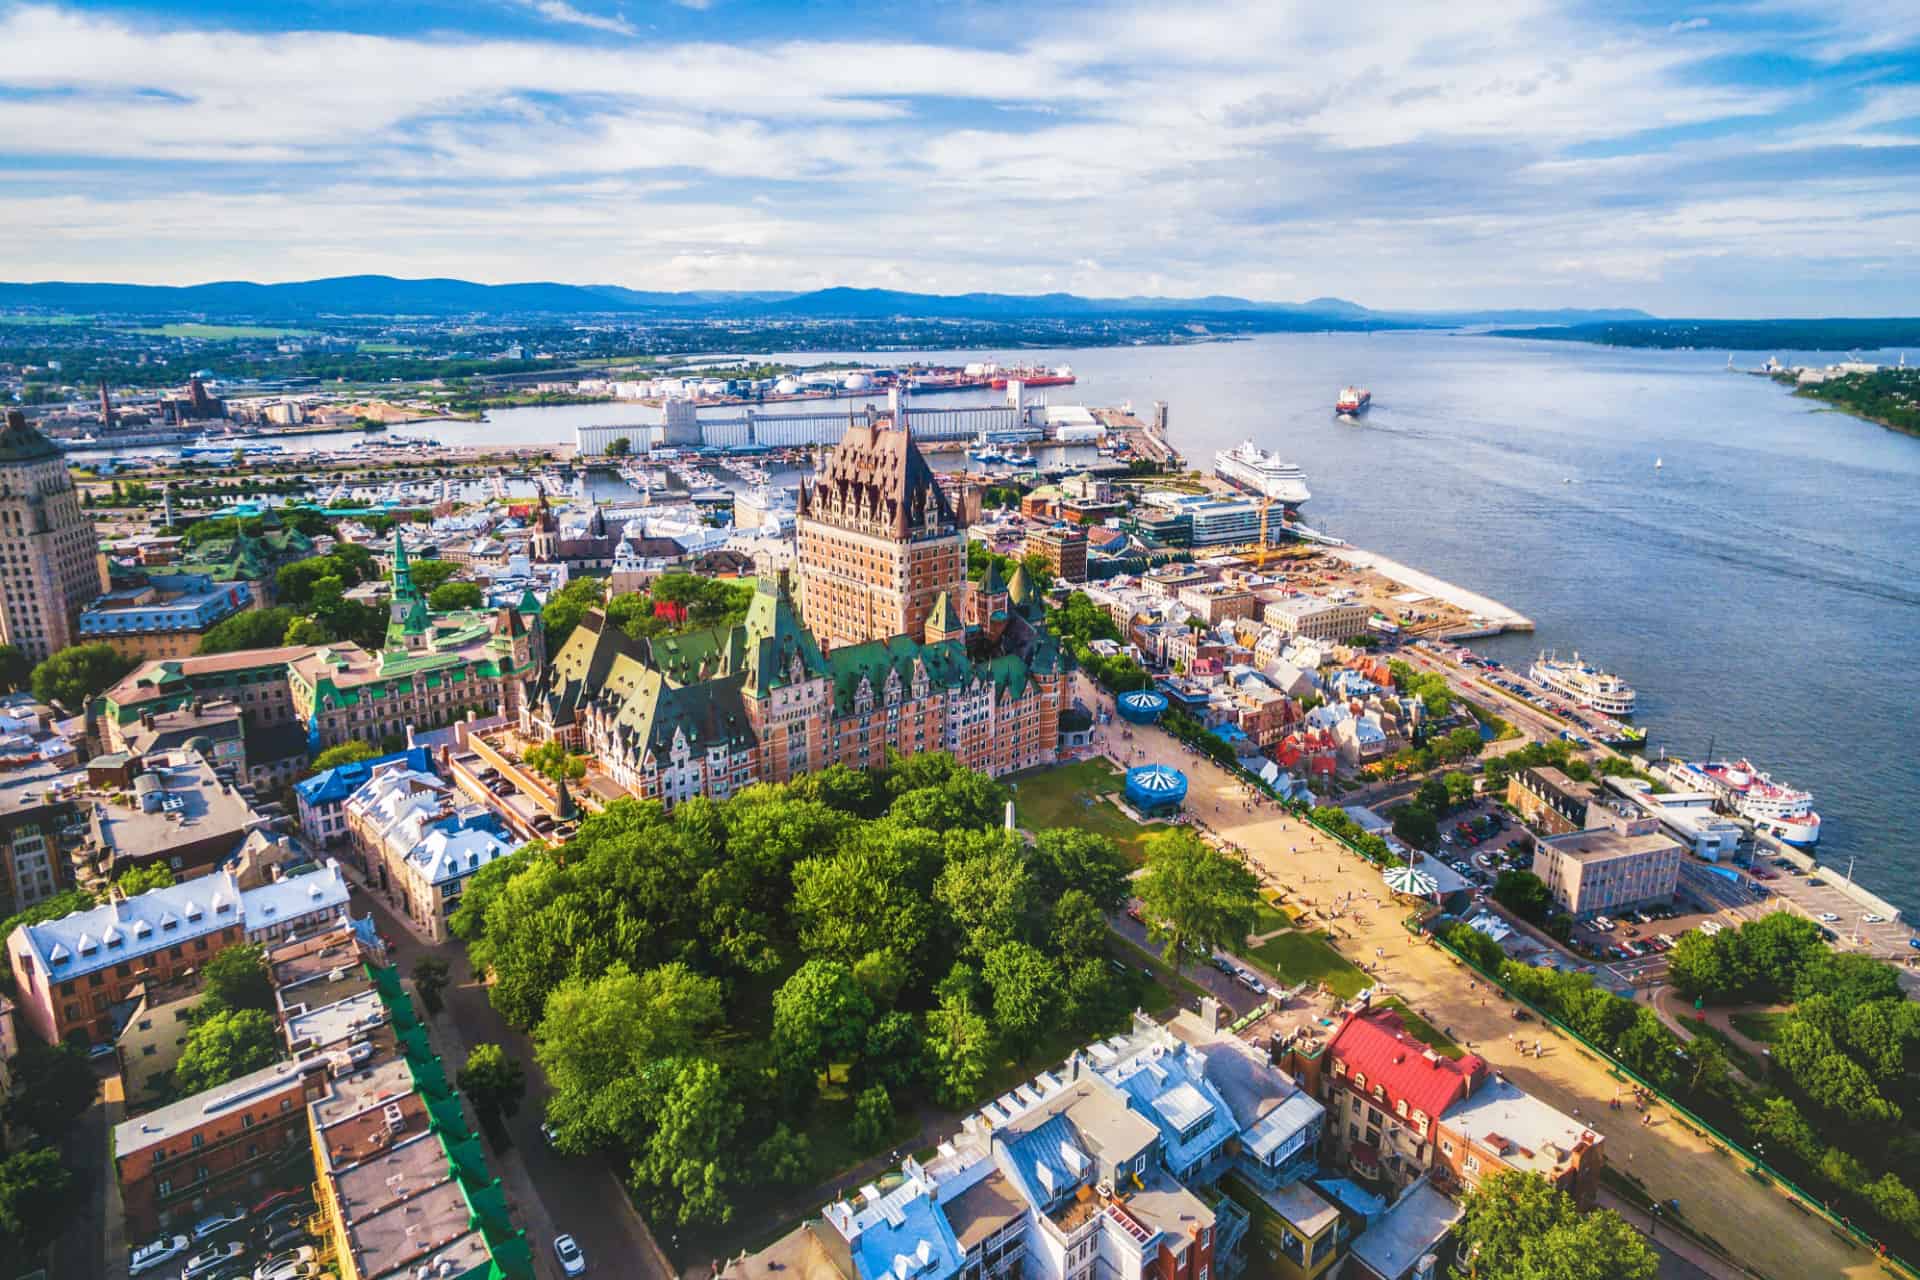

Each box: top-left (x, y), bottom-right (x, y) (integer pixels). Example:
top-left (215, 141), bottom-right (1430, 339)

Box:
top-left (295, 745), bottom-right (432, 806)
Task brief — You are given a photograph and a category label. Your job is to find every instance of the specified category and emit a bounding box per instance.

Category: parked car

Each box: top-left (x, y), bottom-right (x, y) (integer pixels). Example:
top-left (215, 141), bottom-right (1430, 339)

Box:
top-left (253, 1203), bottom-right (309, 1243)
top-left (259, 1224), bottom-right (311, 1255)
top-left (181, 1243), bottom-right (247, 1280)
top-left (1819, 912), bottom-right (1841, 923)
top-left (1864, 914), bottom-right (1887, 924)
top-left (554, 1234), bottom-right (588, 1277)
top-left (250, 1190), bottom-right (313, 1219)
top-left (192, 1206), bottom-right (247, 1242)
top-left (128, 1235), bottom-right (189, 1276)
top-left (254, 1261), bottom-right (320, 1280)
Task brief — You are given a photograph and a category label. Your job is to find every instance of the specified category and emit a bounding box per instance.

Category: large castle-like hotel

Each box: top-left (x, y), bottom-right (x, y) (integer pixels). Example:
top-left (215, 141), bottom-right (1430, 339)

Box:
top-left (516, 422), bottom-right (1065, 806)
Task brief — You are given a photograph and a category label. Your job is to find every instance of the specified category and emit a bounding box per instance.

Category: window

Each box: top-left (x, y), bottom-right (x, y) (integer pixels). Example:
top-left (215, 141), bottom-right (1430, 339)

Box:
top-left (1464, 1153), bottom-right (1481, 1174)
top-left (157, 1179), bottom-right (172, 1197)
top-left (190, 1133), bottom-right (203, 1149)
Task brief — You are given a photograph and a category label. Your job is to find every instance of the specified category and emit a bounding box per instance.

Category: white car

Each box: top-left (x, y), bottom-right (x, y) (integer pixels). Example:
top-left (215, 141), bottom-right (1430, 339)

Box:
top-left (128, 1235), bottom-right (189, 1276)
top-left (1819, 913), bottom-right (1841, 923)
top-left (555, 1234), bottom-right (587, 1277)
top-left (1864, 914), bottom-right (1887, 924)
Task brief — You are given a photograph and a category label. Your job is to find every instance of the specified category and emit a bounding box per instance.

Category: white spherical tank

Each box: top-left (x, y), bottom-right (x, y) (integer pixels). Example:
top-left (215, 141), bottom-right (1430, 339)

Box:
top-left (775, 377), bottom-right (800, 394)
top-left (841, 372), bottom-right (871, 391)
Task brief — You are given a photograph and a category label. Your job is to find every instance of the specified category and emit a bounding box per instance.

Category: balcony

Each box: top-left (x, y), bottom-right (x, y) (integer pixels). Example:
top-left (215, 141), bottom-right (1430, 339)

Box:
top-left (1212, 1191), bottom-right (1251, 1264)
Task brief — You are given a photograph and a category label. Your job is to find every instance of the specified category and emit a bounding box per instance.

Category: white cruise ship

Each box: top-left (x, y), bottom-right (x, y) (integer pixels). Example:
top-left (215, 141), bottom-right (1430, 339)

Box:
top-left (1214, 440), bottom-right (1311, 508)
top-left (1529, 651), bottom-right (1637, 717)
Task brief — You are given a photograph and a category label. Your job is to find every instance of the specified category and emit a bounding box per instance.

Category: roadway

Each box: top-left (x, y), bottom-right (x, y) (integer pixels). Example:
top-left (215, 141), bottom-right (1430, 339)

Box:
top-left (348, 878), bottom-right (675, 1280)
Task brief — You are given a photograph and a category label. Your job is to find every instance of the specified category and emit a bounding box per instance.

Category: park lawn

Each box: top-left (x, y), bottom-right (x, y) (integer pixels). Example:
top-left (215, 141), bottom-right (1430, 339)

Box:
top-left (1380, 998), bottom-right (1464, 1058)
top-left (1729, 1010), bottom-right (1788, 1044)
top-left (1009, 758), bottom-right (1171, 866)
top-left (1248, 898), bottom-right (1293, 936)
top-left (1248, 929), bottom-right (1371, 999)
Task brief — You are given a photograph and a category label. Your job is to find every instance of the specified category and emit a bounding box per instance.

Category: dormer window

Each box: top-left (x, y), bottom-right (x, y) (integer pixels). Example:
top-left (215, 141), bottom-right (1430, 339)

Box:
top-left (1395, 1099), bottom-right (1408, 1118)
top-left (1351, 1072), bottom-right (1364, 1090)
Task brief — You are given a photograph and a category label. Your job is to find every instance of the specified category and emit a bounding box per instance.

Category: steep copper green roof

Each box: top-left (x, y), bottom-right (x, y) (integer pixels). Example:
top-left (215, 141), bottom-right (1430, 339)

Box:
top-left (978, 559), bottom-right (1007, 597)
top-left (740, 573), bottom-right (826, 697)
top-left (1007, 563), bottom-right (1034, 609)
top-left (0, 410), bottom-right (61, 463)
top-left (926, 591), bottom-right (962, 637)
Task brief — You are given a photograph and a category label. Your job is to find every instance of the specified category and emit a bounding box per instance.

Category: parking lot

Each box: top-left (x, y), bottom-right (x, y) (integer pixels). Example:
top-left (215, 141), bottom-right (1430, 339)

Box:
top-left (130, 1186), bottom-right (321, 1280)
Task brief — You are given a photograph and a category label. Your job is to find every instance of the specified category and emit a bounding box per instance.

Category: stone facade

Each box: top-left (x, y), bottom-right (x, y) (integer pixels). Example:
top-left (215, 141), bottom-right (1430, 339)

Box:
top-left (0, 410), bottom-right (105, 661)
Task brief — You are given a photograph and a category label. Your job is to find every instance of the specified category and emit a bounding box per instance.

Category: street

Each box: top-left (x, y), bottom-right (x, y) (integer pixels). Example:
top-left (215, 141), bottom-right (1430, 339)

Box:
top-left (348, 879), bottom-right (674, 1280)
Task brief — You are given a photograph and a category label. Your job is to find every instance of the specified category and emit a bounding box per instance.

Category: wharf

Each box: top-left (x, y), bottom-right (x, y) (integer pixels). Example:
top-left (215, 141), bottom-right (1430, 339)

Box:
top-left (1324, 546), bottom-right (1534, 636)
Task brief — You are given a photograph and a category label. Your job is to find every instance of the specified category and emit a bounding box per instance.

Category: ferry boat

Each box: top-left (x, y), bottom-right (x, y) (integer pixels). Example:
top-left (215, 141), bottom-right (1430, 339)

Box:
top-left (1529, 651), bottom-right (1637, 717)
top-left (1335, 386), bottom-right (1371, 415)
top-left (1214, 440), bottom-right (1312, 508)
top-left (1686, 758), bottom-right (1822, 847)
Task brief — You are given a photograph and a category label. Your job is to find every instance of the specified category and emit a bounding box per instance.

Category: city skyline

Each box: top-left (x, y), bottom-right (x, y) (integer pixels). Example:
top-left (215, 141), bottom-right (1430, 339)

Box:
top-left (2, 0), bottom-right (1917, 316)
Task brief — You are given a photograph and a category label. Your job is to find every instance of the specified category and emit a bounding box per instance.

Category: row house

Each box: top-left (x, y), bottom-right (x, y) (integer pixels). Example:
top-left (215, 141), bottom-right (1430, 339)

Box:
top-left (341, 762), bottom-right (514, 941)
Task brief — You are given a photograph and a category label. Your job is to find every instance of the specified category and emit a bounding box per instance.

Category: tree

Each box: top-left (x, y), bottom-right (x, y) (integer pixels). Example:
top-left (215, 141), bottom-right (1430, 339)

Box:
top-left (283, 616), bottom-right (334, 646)
top-left (0, 644), bottom-right (31, 694)
top-left (850, 1083), bottom-right (894, 1148)
top-left (1028, 828), bottom-right (1131, 912)
top-left (457, 1043), bottom-right (528, 1126)
top-left (173, 1007), bottom-right (280, 1094)
top-left (3, 1041), bottom-right (95, 1140)
top-left (1747, 1095), bottom-right (1821, 1164)
top-left (982, 940), bottom-right (1059, 1059)
top-left (1391, 804), bottom-right (1438, 850)
top-left (1452, 1168), bottom-right (1657, 1280)
top-left (1491, 870), bottom-right (1552, 925)
top-left (772, 959), bottom-right (873, 1081)
top-left (541, 577), bottom-right (606, 650)
top-left (113, 862), bottom-right (176, 897)
top-left (428, 581), bottom-right (483, 611)
top-left (754, 1123), bottom-right (812, 1185)
top-left (412, 956), bottom-right (451, 1016)
top-left (0, 1146), bottom-right (76, 1265)
top-left (607, 436), bottom-right (632, 457)
top-left (195, 606), bottom-right (299, 655)
top-left (1416, 776), bottom-right (1450, 815)
top-left (407, 558), bottom-right (461, 596)
top-left (1132, 830), bottom-right (1258, 975)
top-left (1866, 1173), bottom-right (1920, 1235)
top-left (202, 942), bottom-right (272, 1014)
top-left (534, 961), bottom-right (724, 1148)
top-left (525, 738), bottom-right (587, 783)
top-left (858, 1011), bottom-right (925, 1092)
top-left (934, 832), bottom-right (1035, 959)
top-left (631, 1055), bottom-right (744, 1227)
top-left (925, 992), bottom-right (994, 1106)
top-left (309, 740), bottom-right (379, 774)
top-left (30, 642), bottom-right (135, 710)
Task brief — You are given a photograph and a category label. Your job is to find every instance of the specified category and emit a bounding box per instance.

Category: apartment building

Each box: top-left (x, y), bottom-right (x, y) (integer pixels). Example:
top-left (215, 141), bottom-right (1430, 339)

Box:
top-left (1025, 523), bottom-right (1089, 584)
top-left (341, 762), bottom-right (514, 941)
top-left (724, 1012), bottom-right (1331, 1280)
top-left (77, 577), bottom-right (253, 661)
top-left (1264, 596), bottom-right (1371, 645)
top-left (1505, 766), bottom-right (1596, 836)
top-left (294, 745), bottom-right (432, 850)
top-left (1532, 820), bottom-right (1683, 922)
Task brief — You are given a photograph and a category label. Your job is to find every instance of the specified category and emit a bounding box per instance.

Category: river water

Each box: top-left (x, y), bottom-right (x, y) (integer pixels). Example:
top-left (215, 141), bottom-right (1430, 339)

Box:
top-left (91, 333), bottom-right (1920, 913)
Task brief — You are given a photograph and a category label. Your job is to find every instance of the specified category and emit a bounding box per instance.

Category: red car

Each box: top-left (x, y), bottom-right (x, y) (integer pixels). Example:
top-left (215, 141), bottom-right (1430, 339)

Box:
top-left (251, 1189), bottom-right (314, 1219)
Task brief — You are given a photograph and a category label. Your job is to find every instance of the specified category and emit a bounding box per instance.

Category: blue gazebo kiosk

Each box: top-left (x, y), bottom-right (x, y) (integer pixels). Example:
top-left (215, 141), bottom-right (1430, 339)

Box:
top-left (1116, 690), bottom-right (1169, 725)
top-left (1125, 763), bottom-right (1189, 817)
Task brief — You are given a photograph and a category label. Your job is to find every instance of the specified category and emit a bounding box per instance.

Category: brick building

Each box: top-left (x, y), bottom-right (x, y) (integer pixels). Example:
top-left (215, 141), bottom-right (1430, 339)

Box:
top-left (0, 410), bottom-right (106, 662)
top-left (1505, 766), bottom-right (1596, 835)
top-left (1025, 522), bottom-right (1089, 583)
top-left (795, 421), bottom-right (966, 649)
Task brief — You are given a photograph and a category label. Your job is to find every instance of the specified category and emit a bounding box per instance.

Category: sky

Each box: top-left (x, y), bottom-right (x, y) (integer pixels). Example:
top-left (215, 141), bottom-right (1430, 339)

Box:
top-left (0, 0), bottom-right (1917, 315)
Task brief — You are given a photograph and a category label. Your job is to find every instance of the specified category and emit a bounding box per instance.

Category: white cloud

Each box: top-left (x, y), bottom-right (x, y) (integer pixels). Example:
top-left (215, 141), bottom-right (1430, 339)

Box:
top-left (0, 0), bottom-right (1912, 311)
top-left (1668, 17), bottom-right (1711, 32)
top-left (521, 1), bottom-right (637, 36)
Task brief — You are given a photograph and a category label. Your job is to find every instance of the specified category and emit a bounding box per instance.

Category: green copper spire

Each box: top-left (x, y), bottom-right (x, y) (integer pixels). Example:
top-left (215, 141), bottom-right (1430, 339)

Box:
top-left (402, 592), bottom-right (431, 635)
top-left (392, 527), bottom-right (416, 601)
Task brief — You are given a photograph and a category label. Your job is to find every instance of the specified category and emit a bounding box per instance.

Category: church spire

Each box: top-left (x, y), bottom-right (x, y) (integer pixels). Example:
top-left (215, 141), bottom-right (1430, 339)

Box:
top-left (391, 527), bottom-right (417, 601)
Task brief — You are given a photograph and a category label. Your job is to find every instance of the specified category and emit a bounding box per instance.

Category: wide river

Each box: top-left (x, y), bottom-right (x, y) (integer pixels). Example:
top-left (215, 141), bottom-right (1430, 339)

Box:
top-left (130, 332), bottom-right (1920, 915)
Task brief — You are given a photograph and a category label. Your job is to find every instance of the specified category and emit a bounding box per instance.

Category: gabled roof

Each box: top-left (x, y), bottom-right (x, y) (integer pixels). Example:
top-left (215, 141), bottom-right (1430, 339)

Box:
top-left (1327, 1007), bottom-right (1485, 1122)
top-left (801, 423), bottom-right (956, 540)
top-left (0, 409), bottom-right (61, 463)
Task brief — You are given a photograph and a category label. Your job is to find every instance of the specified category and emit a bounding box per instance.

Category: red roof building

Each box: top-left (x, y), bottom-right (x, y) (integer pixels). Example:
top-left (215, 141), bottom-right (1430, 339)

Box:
top-left (1321, 1006), bottom-right (1486, 1190)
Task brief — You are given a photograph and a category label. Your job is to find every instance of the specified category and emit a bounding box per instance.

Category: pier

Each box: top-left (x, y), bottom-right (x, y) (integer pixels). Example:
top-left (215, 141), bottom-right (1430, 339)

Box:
top-left (1325, 546), bottom-right (1534, 636)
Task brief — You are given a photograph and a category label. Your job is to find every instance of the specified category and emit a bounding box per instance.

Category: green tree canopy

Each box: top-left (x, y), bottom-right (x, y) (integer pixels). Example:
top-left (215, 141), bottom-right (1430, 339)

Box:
top-left (428, 581), bottom-right (483, 611)
top-left (3, 1041), bottom-right (95, 1141)
top-left (195, 605), bottom-right (299, 654)
top-left (174, 1007), bottom-right (280, 1094)
top-left (525, 738), bottom-right (587, 783)
top-left (0, 644), bottom-right (31, 694)
top-left (30, 642), bottom-right (136, 710)
top-left (771, 959), bottom-right (873, 1079)
top-left (309, 740), bottom-right (380, 774)
top-left (1491, 870), bottom-right (1552, 925)
top-left (1133, 829), bottom-right (1258, 974)
top-left (202, 942), bottom-right (273, 1014)
top-left (457, 1043), bottom-right (528, 1124)
top-left (407, 558), bottom-right (461, 596)
top-left (112, 862), bottom-right (176, 897)
top-left (0, 1146), bottom-right (77, 1266)
top-left (1452, 1168), bottom-right (1657, 1280)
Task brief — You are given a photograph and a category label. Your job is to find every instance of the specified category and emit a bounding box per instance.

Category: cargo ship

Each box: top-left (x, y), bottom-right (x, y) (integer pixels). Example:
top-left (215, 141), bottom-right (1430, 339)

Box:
top-left (1682, 758), bottom-right (1822, 847)
top-left (1335, 386), bottom-right (1371, 415)
top-left (1529, 651), bottom-right (1637, 717)
top-left (990, 365), bottom-right (1076, 389)
top-left (1214, 440), bottom-right (1311, 508)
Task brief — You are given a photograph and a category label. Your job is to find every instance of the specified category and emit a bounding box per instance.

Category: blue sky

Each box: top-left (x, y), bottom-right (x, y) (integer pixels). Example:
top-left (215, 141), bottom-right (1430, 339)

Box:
top-left (1, 0), bottom-right (1916, 314)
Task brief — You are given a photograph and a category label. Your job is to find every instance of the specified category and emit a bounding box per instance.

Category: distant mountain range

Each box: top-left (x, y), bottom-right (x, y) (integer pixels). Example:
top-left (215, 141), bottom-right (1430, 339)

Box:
top-left (0, 273), bottom-right (1656, 327)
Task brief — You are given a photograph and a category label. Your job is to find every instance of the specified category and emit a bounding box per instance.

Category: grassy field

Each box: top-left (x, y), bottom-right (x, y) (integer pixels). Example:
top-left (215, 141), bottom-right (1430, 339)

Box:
top-left (0, 313), bottom-right (87, 326)
top-left (1728, 1010), bottom-right (1787, 1044)
top-left (1248, 929), bottom-right (1371, 998)
top-left (1009, 758), bottom-right (1172, 865)
top-left (136, 322), bottom-right (314, 339)
top-left (1248, 898), bottom-right (1293, 936)
top-left (1381, 997), bottom-right (1464, 1058)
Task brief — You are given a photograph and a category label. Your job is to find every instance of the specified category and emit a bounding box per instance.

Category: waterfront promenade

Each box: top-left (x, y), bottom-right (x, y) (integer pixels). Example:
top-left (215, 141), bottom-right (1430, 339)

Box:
top-left (1078, 673), bottom-right (1884, 1280)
